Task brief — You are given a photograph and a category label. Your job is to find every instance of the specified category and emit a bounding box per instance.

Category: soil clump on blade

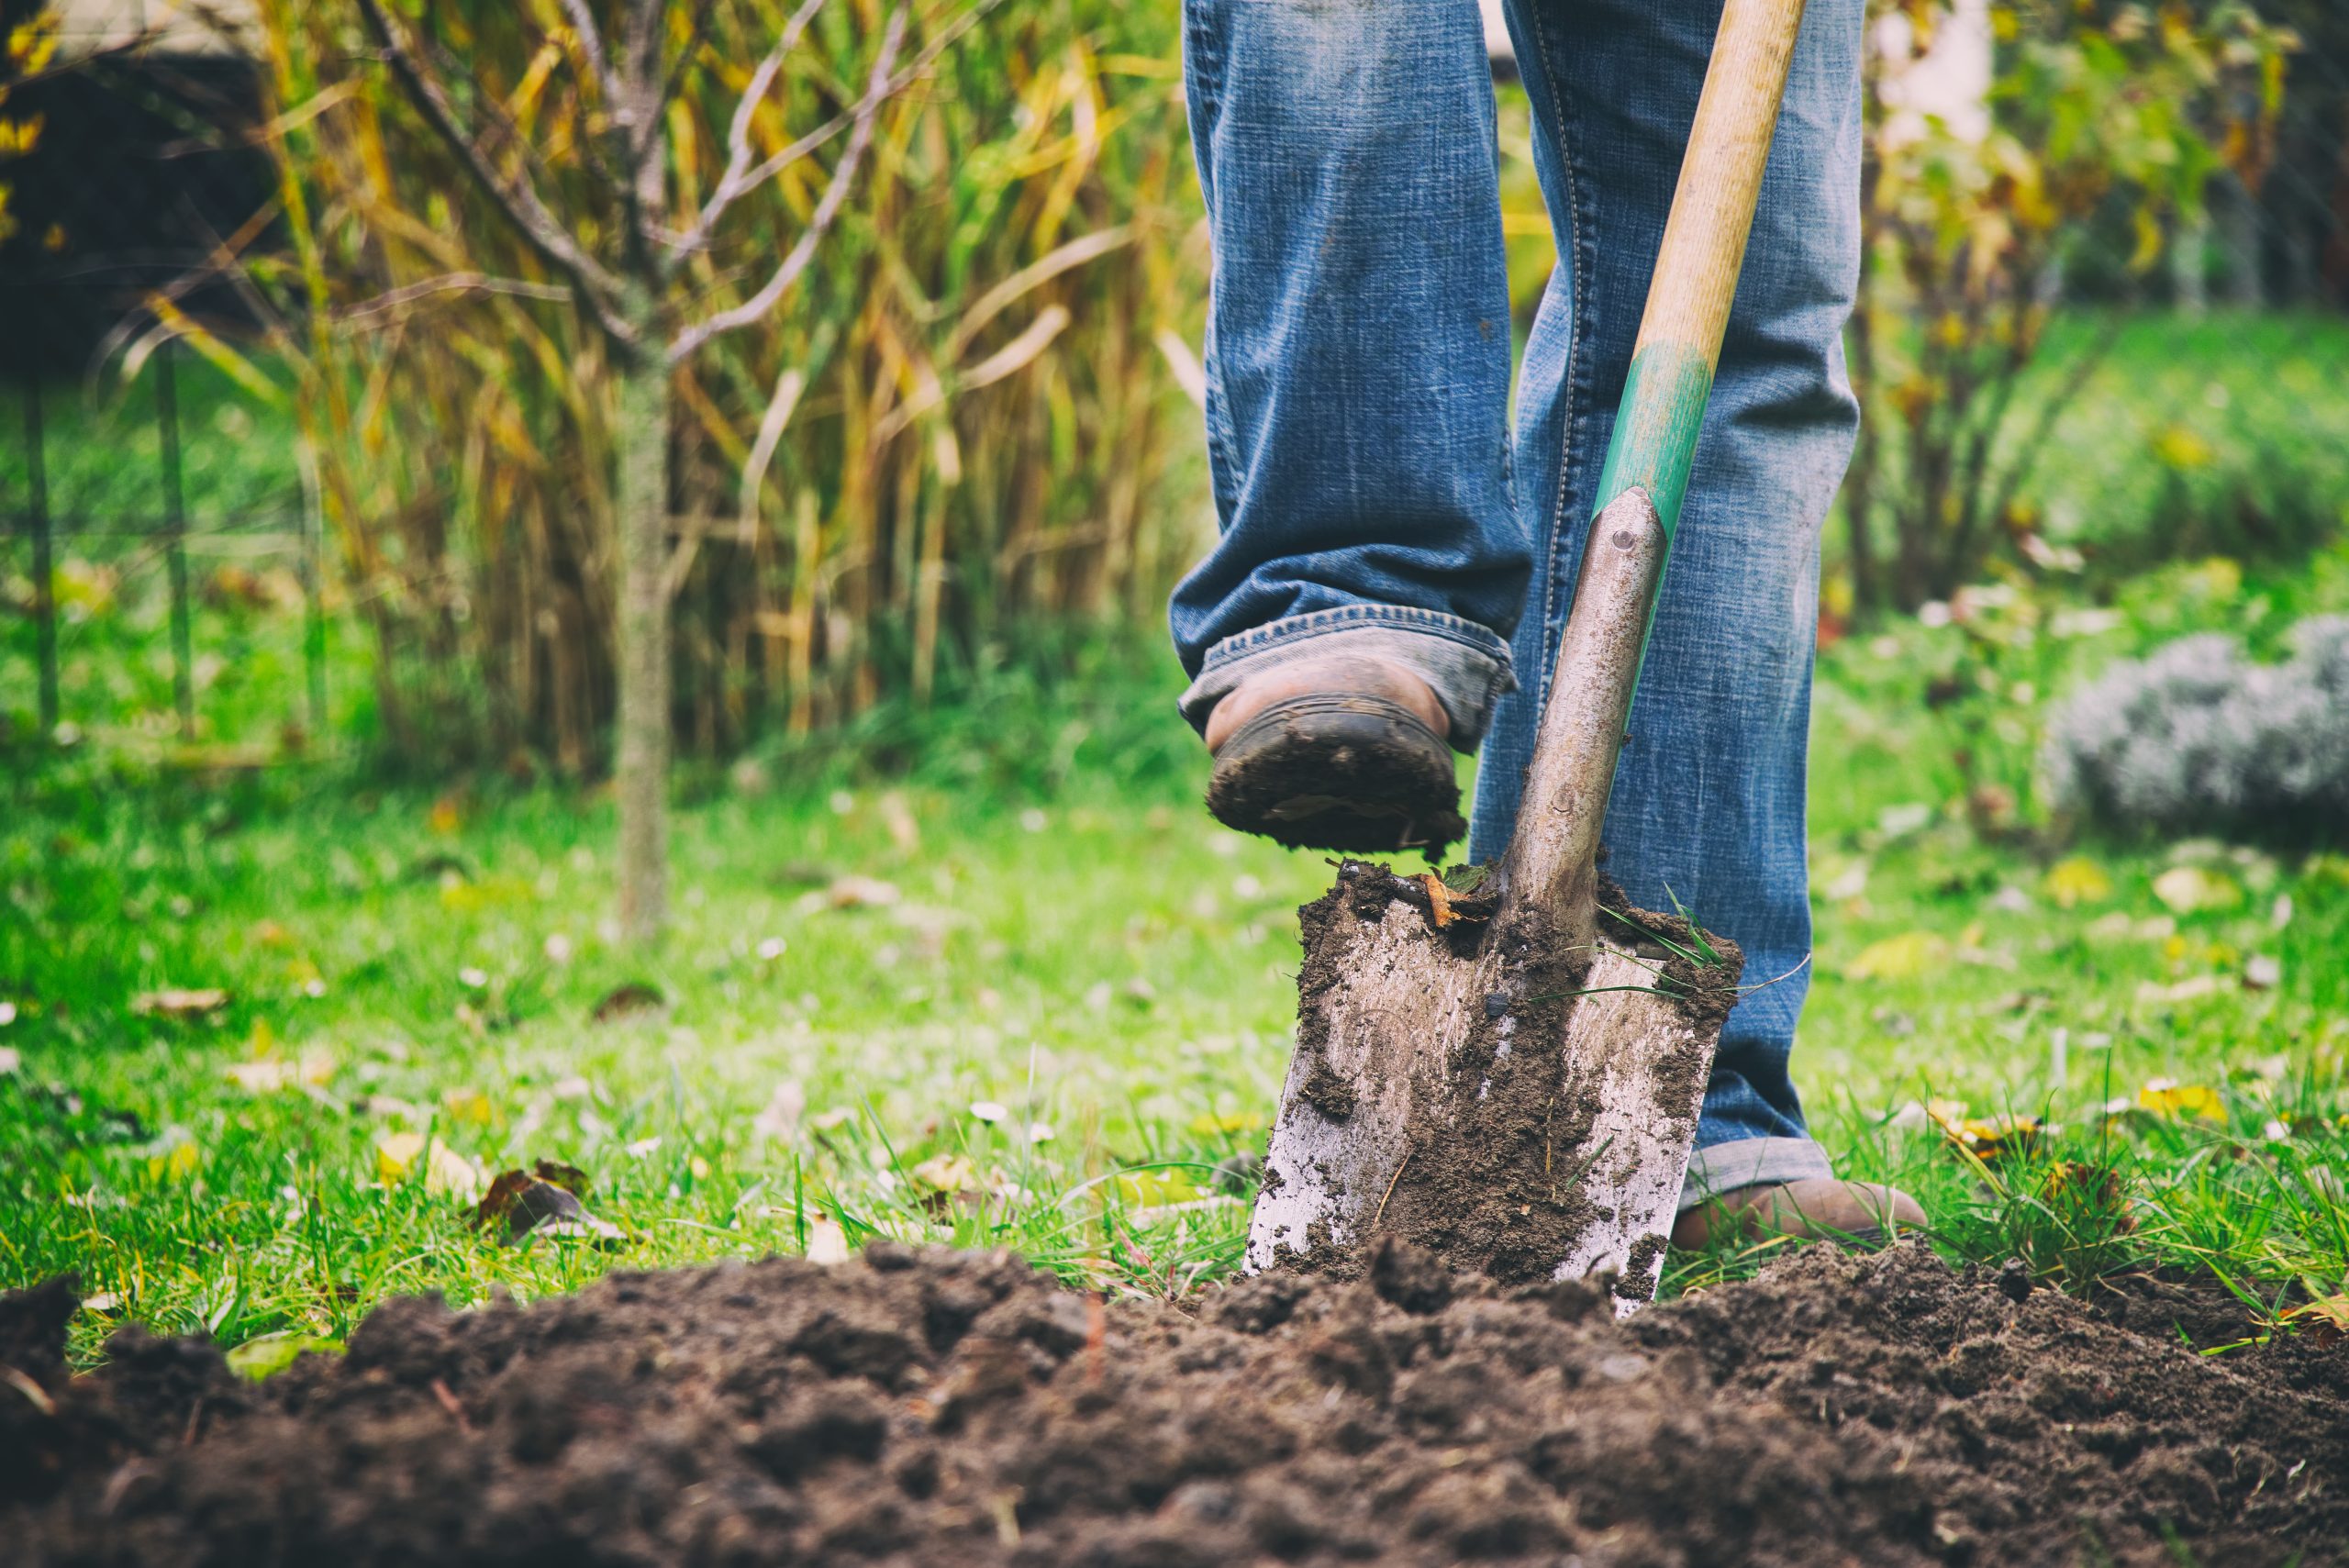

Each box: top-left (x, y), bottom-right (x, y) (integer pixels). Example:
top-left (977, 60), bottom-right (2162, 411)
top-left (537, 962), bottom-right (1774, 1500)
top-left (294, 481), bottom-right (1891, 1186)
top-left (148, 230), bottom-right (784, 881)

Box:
top-left (7, 1240), bottom-right (2346, 1566)
top-left (1283, 863), bottom-right (1739, 1287)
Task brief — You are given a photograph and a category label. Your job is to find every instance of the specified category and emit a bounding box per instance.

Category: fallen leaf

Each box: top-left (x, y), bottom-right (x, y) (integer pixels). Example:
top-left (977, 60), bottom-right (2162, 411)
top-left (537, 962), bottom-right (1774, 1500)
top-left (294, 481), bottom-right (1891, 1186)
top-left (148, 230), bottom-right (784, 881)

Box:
top-left (2041, 857), bottom-right (2113, 908)
top-left (377, 1131), bottom-right (485, 1199)
top-left (912, 1152), bottom-right (979, 1193)
top-left (2152, 865), bottom-right (2243, 916)
top-left (225, 1330), bottom-right (342, 1381)
top-left (221, 1050), bottom-right (334, 1095)
top-left (1925, 1102), bottom-right (2045, 1162)
top-left (2284, 1296), bottom-right (2349, 1347)
top-left (590, 982), bottom-right (664, 1023)
top-left (2137, 1080), bottom-right (2223, 1121)
top-left (805, 1218), bottom-right (852, 1264)
top-left (816, 875), bottom-right (901, 912)
top-left (471, 1168), bottom-right (623, 1244)
top-left (1421, 872), bottom-right (1457, 929)
top-left (224, 1060), bottom-right (296, 1093)
top-left (1845, 930), bottom-right (1950, 982)
top-left (2137, 974), bottom-right (2225, 1004)
top-left (440, 1087), bottom-right (496, 1125)
top-left (132, 988), bottom-right (229, 1020)
top-left (532, 1158), bottom-right (592, 1195)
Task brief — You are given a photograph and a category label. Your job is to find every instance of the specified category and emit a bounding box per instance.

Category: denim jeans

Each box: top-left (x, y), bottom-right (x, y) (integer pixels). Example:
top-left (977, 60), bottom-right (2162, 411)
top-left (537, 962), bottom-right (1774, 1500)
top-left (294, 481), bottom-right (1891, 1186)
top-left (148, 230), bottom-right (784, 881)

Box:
top-left (1172, 0), bottom-right (1864, 1207)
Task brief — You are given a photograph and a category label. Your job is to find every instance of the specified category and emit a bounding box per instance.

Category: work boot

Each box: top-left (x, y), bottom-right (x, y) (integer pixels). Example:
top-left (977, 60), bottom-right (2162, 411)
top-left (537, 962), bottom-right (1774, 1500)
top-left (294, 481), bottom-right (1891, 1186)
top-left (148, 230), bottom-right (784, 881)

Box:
top-left (1670, 1178), bottom-right (1927, 1249)
top-left (1204, 654), bottom-right (1463, 855)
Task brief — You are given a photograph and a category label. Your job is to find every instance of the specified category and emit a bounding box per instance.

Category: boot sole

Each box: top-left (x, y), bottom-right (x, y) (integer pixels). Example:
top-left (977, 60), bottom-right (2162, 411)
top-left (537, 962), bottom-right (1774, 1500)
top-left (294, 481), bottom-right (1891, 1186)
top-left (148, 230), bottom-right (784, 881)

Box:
top-left (1207, 693), bottom-right (1464, 857)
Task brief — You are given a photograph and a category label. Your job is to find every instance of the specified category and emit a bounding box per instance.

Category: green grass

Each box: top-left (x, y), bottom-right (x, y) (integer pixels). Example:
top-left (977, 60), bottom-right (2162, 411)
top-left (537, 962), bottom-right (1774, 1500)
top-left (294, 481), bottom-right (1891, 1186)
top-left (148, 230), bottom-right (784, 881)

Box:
top-left (6, 531), bottom-right (2349, 1365)
top-left (2006, 310), bottom-right (2349, 573)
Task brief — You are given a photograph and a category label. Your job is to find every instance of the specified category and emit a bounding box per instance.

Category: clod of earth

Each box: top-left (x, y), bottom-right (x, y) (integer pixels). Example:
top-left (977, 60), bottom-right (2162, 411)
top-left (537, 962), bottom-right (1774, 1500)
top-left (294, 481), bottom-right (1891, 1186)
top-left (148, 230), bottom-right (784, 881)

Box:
top-left (6, 1241), bottom-right (2344, 1565)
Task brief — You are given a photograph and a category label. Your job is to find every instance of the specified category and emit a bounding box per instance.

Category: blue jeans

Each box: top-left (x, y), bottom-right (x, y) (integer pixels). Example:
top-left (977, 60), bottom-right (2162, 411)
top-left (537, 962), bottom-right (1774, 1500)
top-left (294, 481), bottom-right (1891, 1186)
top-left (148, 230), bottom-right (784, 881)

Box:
top-left (1172, 0), bottom-right (1863, 1206)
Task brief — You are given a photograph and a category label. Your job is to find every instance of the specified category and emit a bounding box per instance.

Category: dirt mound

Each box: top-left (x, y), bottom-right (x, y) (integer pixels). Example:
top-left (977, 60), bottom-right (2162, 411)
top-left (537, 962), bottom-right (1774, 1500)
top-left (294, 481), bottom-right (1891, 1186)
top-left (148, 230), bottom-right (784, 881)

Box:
top-left (5, 1241), bottom-right (2343, 1566)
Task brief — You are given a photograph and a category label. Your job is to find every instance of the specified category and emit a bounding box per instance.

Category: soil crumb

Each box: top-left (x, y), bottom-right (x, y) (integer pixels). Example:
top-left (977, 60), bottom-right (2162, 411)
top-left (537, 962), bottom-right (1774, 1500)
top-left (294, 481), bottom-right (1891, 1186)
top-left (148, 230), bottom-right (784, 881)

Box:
top-left (7, 1240), bottom-right (2343, 1566)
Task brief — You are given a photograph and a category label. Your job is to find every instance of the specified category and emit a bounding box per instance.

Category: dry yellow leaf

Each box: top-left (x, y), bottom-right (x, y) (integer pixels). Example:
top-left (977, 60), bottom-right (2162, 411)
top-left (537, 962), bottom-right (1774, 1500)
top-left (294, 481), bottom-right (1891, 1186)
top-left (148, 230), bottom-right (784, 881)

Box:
top-left (2284, 1296), bottom-right (2349, 1346)
top-left (132, 988), bottom-right (229, 1020)
top-left (911, 1153), bottom-right (978, 1194)
top-left (376, 1131), bottom-right (485, 1199)
top-left (1927, 1103), bottom-right (2045, 1162)
top-left (805, 1218), bottom-right (852, 1265)
top-left (2152, 865), bottom-right (2242, 916)
top-left (2041, 857), bottom-right (2112, 908)
top-left (376, 1130), bottom-right (426, 1181)
top-left (440, 1088), bottom-right (496, 1126)
top-left (2136, 1079), bottom-right (2223, 1120)
top-left (1846, 930), bottom-right (1950, 983)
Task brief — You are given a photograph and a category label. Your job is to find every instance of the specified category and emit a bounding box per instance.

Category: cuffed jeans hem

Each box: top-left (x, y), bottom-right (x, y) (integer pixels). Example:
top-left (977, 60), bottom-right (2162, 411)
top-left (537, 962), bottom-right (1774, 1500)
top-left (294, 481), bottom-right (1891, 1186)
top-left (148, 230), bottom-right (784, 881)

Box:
top-left (1178, 609), bottom-right (1518, 753)
top-left (1676, 1137), bottom-right (1835, 1215)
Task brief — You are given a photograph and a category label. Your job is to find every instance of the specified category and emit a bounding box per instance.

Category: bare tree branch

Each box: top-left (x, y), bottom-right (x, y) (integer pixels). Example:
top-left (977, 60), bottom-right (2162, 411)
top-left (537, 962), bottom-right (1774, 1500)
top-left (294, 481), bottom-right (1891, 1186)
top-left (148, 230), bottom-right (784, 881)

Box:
top-left (667, 0), bottom-right (1009, 262)
top-left (355, 0), bottom-right (636, 345)
top-left (558, 0), bottom-right (618, 96)
top-left (668, 0), bottom-right (830, 260)
top-left (668, 6), bottom-right (908, 364)
top-left (335, 272), bottom-right (576, 330)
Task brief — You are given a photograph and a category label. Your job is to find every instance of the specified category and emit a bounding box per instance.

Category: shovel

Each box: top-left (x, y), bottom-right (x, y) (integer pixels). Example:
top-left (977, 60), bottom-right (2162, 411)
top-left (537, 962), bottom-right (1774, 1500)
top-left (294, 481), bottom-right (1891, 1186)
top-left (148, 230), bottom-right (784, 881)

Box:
top-left (1245, 0), bottom-right (1810, 1309)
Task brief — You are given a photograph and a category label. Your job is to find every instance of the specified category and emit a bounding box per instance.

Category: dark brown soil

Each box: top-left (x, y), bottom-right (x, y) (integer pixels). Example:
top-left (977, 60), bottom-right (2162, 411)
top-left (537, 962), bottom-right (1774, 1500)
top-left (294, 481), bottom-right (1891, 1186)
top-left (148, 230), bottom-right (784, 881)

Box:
top-left (7, 1240), bottom-right (2343, 1567)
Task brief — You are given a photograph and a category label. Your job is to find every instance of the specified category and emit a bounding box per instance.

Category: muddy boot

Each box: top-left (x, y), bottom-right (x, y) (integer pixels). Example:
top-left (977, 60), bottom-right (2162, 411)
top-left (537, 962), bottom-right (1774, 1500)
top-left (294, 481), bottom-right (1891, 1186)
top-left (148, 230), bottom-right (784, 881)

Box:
top-left (1204, 654), bottom-right (1464, 855)
top-left (1670, 1178), bottom-right (1927, 1250)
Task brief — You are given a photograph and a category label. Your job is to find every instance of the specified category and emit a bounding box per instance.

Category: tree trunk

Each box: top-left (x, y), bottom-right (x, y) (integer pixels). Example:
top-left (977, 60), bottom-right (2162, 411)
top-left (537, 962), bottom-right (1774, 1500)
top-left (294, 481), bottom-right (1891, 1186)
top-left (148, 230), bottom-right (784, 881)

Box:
top-left (614, 341), bottom-right (673, 945)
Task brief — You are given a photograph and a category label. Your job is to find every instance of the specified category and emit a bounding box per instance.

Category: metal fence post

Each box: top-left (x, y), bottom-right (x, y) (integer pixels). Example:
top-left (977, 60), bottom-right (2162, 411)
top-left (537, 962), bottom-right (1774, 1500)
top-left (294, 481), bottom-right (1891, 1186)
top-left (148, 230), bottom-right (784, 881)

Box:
top-left (156, 341), bottom-right (195, 740)
top-left (23, 380), bottom-right (60, 736)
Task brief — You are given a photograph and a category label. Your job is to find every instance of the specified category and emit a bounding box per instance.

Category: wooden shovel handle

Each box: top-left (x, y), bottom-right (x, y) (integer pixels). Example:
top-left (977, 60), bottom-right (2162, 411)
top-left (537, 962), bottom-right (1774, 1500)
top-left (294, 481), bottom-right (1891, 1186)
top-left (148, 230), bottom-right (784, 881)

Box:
top-left (1498, 0), bottom-right (1809, 932)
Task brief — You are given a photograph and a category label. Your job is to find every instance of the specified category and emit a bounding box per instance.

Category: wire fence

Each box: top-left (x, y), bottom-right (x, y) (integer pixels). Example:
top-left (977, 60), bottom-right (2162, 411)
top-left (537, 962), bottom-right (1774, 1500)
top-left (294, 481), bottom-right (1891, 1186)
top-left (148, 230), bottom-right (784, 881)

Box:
top-left (1, 15), bottom-right (327, 753)
top-left (2, 4), bottom-right (2346, 755)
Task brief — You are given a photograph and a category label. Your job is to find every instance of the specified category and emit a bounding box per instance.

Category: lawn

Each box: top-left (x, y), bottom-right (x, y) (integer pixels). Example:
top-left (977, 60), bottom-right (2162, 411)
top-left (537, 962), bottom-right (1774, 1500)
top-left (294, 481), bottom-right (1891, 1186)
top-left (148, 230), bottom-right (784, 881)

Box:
top-left (6, 526), bottom-right (2349, 1367)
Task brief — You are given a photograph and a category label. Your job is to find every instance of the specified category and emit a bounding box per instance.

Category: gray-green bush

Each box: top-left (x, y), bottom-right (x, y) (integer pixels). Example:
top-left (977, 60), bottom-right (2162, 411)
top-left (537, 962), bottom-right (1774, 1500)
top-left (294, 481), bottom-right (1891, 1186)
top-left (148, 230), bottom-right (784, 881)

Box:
top-left (2044, 616), bottom-right (2349, 839)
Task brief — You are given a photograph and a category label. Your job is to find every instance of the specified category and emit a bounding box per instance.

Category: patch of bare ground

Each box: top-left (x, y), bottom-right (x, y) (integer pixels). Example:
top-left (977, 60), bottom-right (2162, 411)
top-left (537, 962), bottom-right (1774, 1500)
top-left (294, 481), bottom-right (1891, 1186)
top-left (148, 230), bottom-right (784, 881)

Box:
top-left (5, 1240), bottom-right (2343, 1566)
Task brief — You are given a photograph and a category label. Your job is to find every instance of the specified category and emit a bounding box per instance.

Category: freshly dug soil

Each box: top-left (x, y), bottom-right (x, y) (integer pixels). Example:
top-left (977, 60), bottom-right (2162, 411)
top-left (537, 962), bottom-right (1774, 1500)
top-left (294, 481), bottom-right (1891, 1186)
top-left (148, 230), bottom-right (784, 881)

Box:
top-left (7, 1241), bottom-right (2343, 1567)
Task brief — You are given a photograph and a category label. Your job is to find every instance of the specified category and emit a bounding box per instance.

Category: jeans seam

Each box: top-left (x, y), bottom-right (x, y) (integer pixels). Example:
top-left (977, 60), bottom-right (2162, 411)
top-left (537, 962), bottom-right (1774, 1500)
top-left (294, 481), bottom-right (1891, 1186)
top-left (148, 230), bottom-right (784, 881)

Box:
top-left (1198, 606), bottom-right (1513, 669)
top-left (1528, 1), bottom-right (1590, 717)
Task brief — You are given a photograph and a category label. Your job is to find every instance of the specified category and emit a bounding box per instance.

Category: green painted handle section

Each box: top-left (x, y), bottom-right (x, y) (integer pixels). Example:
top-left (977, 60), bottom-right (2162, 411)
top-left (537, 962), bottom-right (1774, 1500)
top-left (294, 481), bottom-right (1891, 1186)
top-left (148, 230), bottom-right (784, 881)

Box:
top-left (1590, 340), bottom-right (1717, 544)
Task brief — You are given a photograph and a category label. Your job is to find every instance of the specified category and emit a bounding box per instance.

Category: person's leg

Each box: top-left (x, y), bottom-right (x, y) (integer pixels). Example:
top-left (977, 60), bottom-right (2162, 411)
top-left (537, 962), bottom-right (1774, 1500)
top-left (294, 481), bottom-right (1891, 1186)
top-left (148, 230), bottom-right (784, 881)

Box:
top-left (1172, 0), bottom-right (1526, 850)
top-left (1482, 0), bottom-right (1867, 1210)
